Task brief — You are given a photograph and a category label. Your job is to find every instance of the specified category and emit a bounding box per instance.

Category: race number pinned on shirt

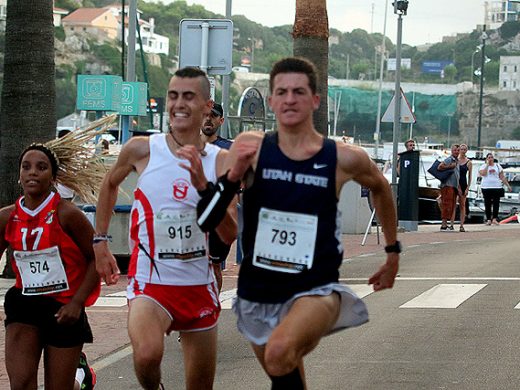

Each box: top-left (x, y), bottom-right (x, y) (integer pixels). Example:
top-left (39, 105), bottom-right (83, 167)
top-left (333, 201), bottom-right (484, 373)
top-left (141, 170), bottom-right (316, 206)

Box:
top-left (154, 209), bottom-right (207, 261)
top-left (253, 208), bottom-right (317, 273)
top-left (14, 246), bottom-right (69, 295)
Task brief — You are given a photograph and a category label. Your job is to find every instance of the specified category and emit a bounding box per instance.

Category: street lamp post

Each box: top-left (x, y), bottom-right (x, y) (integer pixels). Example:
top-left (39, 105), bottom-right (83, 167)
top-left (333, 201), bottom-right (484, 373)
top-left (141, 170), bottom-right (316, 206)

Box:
top-left (374, 0), bottom-right (389, 160)
top-left (477, 27), bottom-right (487, 149)
top-left (470, 46), bottom-right (481, 85)
top-left (221, 0), bottom-right (232, 138)
top-left (391, 0), bottom-right (408, 204)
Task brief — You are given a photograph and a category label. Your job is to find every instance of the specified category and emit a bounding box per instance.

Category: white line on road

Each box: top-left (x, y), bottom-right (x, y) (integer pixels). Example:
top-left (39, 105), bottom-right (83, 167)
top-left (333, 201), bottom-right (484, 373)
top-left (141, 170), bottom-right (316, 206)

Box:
top-left (400, 284), bottom-right (487, 309)
top-left (340, 277), bottom-right (520, 281)
top-left (220, 288), bottom-right (237, 309)
top-left (348, 284), bottom-right (374, 298)
top-left (91, 345), bottom-right (133, 372)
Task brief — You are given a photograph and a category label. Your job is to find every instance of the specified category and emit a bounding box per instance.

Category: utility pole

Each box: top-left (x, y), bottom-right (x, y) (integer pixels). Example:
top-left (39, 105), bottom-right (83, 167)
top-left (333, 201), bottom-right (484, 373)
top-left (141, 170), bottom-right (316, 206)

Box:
top-left (221, 0), bottom-right (232, 138)
top-left (121, 0), bottom-right (137, 144)
top-left (374, 0), bottom-right (389, 160)
top-left (391, 0), bottom-right (408, 204)
top-left (477, 25), bottom-right (487, 150)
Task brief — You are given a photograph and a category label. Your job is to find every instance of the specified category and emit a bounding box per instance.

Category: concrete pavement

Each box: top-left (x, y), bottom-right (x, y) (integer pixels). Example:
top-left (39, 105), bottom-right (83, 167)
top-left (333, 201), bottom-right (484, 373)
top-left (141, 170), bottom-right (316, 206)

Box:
top-left (1, 221), bottom-right (520, 388)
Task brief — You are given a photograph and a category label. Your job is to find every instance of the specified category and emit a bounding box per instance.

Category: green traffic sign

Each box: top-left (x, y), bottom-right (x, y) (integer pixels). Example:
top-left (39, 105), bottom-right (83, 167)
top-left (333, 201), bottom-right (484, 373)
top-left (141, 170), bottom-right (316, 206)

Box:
top-left (120, 82), bottom-right (148, 116)
top-left (76, 75), bottom-right (122, 111)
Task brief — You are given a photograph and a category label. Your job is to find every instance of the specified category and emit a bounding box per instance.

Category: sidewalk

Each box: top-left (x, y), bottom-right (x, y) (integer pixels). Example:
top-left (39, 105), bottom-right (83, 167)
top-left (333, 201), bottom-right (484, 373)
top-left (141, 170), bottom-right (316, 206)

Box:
top-left (1, 222), bottom-right (519, 387)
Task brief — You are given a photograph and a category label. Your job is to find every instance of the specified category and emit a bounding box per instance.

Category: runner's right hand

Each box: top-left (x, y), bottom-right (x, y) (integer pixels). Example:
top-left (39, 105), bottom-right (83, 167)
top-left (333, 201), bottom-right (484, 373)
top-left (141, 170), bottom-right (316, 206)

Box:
top-left (93, 241), bottom-right (120, 285)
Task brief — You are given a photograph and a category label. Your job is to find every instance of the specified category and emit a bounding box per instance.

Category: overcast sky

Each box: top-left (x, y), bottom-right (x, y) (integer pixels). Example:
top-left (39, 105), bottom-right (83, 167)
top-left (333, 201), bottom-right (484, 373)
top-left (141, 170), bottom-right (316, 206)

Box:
top-left (155, 0), bottom-right (485, 46)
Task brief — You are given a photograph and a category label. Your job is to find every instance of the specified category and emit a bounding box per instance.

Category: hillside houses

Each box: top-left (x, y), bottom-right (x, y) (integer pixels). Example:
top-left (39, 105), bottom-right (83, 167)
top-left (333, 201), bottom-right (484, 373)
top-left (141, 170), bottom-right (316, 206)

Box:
top-left (0, 3), bottom-right (169, 56)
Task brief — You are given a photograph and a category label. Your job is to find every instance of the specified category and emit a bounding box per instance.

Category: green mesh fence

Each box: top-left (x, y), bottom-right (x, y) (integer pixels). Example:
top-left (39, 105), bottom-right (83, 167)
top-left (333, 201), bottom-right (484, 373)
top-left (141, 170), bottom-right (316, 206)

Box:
top-left (328, 86), bottom-right (457, 128)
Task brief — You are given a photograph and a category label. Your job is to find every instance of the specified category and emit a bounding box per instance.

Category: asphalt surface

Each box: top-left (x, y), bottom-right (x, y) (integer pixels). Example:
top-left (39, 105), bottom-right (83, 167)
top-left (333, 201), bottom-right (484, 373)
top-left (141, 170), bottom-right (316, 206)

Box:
top-left (1, 222), bottom-right (520, 389)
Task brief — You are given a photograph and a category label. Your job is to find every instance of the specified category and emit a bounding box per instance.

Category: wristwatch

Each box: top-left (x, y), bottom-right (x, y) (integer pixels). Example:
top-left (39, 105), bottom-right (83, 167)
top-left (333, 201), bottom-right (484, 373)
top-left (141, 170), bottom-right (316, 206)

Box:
top-left (384, 241), bottom-right (402, 254)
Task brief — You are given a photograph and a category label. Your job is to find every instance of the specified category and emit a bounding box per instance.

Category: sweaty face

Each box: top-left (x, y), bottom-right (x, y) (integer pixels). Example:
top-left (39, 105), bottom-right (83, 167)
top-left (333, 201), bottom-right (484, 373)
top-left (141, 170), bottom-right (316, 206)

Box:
top-left (167, 76), bottom-right (211, 133)
top-left (268, 73), bottom-right (320, 128)
top-left (19, 150), bottom-right (54, 196)
top-left (201, 111), bottom-right (223, 136)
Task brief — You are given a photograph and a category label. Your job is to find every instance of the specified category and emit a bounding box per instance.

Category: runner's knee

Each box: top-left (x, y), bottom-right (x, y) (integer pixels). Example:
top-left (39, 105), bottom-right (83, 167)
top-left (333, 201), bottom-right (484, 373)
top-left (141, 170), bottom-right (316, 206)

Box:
top-left (264, 336), bottom-right (298, 376)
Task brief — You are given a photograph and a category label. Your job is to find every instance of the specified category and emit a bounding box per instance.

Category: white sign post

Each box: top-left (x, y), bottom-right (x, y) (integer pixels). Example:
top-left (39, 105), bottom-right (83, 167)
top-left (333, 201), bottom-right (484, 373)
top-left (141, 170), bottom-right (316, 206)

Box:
top-left (179, 19), bottom-right (233, 75)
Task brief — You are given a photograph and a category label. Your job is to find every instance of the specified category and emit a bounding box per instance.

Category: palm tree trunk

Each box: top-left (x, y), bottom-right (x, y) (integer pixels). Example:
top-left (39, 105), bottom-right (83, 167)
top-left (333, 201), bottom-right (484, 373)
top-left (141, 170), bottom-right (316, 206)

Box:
top-left (0, 0), bottom-right (55, 277)
top-left (293, 0), bottom-right (329, 136)
top-left (0, 0), bottom-right (56, 207)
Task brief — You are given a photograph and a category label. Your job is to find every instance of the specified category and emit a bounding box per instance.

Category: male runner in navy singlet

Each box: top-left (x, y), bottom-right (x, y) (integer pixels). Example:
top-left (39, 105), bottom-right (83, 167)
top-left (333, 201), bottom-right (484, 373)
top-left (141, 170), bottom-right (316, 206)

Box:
top-left (196, 57), bottom-right (400, 389)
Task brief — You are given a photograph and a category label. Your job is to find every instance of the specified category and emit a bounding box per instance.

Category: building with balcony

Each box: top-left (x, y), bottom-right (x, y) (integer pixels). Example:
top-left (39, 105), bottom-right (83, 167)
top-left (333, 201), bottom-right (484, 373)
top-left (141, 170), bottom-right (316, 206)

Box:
top-left (486, 0), bottom-right (520, 29)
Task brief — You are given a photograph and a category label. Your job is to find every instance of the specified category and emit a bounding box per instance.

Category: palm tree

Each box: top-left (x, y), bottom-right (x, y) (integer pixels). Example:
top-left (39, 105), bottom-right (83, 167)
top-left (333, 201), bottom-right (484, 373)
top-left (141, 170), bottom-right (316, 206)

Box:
top-left (0, 0), bottom-right (56, 207)
top-left (0, 0), bottom-right (55, 277)
top-left (293, 0), bottom-right (329, 136)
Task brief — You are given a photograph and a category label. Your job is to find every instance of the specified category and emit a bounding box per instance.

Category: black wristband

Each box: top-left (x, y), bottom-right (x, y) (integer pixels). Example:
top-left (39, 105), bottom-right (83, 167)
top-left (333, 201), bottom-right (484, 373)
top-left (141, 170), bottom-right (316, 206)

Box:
top-left (197, 172), bottom-right (240, 232)
top-left (197, 182), bottom-right (215, 198)
top-left (384, 240), bottom-right (402, 254)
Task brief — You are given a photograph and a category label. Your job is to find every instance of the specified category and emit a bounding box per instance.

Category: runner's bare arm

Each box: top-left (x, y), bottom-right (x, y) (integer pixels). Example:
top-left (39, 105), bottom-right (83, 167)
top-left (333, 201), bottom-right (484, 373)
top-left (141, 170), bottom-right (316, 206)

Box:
top-left (178, 146), bottom-right (238, 244)
top-left (56, 201), bottom-right (100, 324)
top-left (336, 143), bottom-right (399, 291)
top-left (94, 137), bottom-right (150, 285)
top-left (0, 206), bottom-right (14, 257)
top-left (225, 131), bottom-right (263, 183)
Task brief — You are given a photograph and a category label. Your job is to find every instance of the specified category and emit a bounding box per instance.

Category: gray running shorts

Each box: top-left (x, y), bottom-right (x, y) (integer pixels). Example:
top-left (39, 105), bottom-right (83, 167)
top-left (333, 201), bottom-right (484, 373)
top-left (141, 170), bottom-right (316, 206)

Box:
top-left (232, 283), bottom-right (369, 345)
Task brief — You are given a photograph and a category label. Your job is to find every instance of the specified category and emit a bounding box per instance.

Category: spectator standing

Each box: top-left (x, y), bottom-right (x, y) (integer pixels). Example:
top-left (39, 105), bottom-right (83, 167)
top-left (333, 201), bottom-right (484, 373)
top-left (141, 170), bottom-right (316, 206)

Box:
top-left (479, 152), bottom-right (511, 225)
top-left (201, 102), bottom-right (235, 279)
top-left (438, 144), bottom-right (460, 231)
top-left (452, 143), bottom-right (472, 231)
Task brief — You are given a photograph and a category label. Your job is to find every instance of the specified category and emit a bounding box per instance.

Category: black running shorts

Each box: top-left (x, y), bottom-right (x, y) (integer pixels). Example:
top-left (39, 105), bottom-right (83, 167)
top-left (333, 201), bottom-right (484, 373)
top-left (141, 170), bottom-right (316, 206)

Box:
top-left (4, 287), bottom-right (93, 348)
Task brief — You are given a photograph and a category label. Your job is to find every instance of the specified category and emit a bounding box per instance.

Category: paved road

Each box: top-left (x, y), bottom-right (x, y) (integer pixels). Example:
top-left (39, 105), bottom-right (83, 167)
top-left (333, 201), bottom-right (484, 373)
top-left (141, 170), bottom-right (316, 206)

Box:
top-left (1, 223), bottom-right (520, 389)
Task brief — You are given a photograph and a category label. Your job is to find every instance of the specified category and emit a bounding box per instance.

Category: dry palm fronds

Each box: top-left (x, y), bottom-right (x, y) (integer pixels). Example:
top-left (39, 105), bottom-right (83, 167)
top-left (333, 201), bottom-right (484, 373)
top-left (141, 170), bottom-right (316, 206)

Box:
top-left (45, 114), bottom-right (117, 204)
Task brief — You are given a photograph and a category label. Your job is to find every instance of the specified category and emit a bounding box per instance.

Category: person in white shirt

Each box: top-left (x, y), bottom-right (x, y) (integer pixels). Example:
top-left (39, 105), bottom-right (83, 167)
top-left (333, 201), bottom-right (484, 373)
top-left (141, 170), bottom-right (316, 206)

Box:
top-left (479, 152), bottom-right (511, 225)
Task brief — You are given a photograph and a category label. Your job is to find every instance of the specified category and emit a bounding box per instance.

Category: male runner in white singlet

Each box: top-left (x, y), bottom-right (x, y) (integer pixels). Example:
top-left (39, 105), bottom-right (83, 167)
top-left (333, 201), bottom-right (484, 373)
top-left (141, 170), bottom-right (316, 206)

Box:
top-left (94, 67), bottom-right (237, 390)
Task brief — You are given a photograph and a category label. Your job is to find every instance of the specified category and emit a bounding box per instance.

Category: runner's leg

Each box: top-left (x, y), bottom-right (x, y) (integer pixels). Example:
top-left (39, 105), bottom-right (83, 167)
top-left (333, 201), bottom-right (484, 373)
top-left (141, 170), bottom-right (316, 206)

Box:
top-left (43, 344), bottom-right (82, 390)
top-left (128, 298), bottom-right (171, 390)
top-left (5, 323), bottom-right (42, 389)
top-left (180, 327), bottom-right (217, 390)
top-left (263, 294), bottom-right (340, 377)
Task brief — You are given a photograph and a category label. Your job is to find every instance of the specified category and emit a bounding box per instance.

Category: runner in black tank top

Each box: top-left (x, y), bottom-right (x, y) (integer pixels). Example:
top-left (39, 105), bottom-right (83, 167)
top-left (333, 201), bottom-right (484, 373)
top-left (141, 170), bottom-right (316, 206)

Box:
top-left (195, 57), bottom-right (400, 389)
top-left (239, 132), bottom-right (342, 303)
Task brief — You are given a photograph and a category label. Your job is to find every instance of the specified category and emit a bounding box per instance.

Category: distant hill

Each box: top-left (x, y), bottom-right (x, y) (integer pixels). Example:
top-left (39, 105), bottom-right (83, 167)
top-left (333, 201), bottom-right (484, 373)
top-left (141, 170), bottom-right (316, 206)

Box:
top-left (4, 0), bottom-right (520, 141)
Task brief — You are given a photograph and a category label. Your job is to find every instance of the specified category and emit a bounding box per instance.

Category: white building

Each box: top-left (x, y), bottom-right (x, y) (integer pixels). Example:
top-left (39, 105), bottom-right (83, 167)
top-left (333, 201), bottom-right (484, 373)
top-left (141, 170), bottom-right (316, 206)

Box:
top-left (499, 56), bottom-right (520, 90)
top-left (486, 0), bottom-right (520, 30)
top-left (103, 4), bottom-right (169, 56)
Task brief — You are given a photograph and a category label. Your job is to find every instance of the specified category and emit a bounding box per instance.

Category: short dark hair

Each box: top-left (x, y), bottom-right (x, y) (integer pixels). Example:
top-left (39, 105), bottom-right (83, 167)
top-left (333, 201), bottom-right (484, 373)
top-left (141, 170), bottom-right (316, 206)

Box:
top-left (173, 67), bottom-right (210, 99)
top-left (269, 57), bottom-right (318, 94)
top-left (19, 144), bottom-right (59, 179)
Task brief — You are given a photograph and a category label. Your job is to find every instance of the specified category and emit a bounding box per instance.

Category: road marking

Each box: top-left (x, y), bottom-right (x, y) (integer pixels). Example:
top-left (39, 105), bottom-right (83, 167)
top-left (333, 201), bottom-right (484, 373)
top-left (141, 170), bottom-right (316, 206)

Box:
top-left (220, 288), bottom-right (237, 309)
top-left (340, 277), bottom-right (520, 281)
top-left (348, 284), bottom-right (374, 298)
top-left (91, 345), bottom-right (133, 372)
top-left (400, 284), bottom-right (487, 309)
top-left (93, 297), bottom-right (127, 307)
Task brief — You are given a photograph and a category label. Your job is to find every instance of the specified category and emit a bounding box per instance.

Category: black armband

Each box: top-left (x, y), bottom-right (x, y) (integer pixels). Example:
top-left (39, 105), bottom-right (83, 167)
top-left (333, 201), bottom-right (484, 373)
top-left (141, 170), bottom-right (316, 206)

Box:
top-left (197, 181), bottom-right (215, 198)
top-left (197, 172), bottom-right (240, 232)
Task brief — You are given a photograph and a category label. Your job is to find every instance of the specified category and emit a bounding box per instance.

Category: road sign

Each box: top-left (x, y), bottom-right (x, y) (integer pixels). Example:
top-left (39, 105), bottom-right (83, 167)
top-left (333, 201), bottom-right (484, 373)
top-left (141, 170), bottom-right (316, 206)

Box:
top-left (76, 75), bottom-right (122, 111)
top-left (381, 88), bottom-right (416, 124)
top-left (119, 82), bottom-right (148, 116)
top-left (179, 19), bottom-right (233, 75)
